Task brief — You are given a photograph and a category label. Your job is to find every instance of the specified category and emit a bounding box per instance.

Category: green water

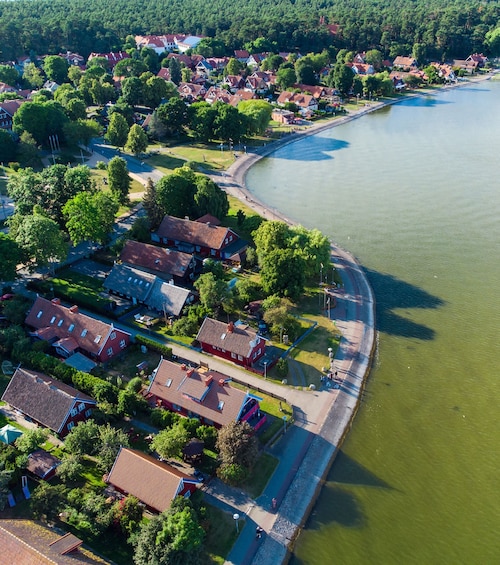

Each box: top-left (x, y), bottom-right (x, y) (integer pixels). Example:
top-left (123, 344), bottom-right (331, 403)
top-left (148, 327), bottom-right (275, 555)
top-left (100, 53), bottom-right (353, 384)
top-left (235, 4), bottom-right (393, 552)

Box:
top-left (246, 82), bottom-right (500, 564)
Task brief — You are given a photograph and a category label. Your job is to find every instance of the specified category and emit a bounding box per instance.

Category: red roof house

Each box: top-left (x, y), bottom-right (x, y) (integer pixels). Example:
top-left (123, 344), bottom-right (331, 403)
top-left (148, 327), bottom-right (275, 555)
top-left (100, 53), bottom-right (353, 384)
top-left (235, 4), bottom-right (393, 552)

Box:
top-left (1, 367), bottom-right (96, 436)
top-left (152, 215), bottom-right (247, 261)
top-left (196, 318), bottom-right (265, 368)
top-left (146, 359), bottom-right (266, 429)
top-left (106, 447), bottom-right (199, 513)
top-left (25, 296), bottom-right (130, 362)
top-left (119, 239), bottom-right (196, 284)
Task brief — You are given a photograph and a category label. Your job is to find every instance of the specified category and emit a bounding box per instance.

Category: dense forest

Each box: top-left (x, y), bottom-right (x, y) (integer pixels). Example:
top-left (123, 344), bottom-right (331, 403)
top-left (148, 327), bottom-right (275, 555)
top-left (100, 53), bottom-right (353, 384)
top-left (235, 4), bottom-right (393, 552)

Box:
top-left (0, 0), bottom-right (499, 62)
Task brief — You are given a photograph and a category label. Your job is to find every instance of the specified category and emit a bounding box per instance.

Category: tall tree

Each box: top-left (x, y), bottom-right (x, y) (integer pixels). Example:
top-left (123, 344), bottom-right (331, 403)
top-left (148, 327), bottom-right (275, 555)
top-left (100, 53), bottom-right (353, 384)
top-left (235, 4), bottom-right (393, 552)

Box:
top-left (238, 99), bottom-right (272, 135)
top-left (333, 63), bottom-right (354, 97)
top-left (107, 156), bottom-right (131, 203)
top-left (142, 178), bottom-right (164, 230)
top-left (42, 55), bottom-right (68, 84)
top-left (156, 97), bottom-right (189, 137)
top-left (13, 210), bottom-right (67, 270)
top-left (216, 420), bottom-right (258, 469)
top-left (105, 112), bottom-right (129, 148)
top-left (151, 424), bottom-right (189, 460)
top-left (125, 124), bottom-right (148, 156)
top-left (0, 129), bottom-right (16, 162)
top-left (63, 191), bottom-right (118, 245)
top-left (168, 57), bottom-right (181, 85)
top-left (261, 247), bottom-right (305, 300)
top-left (22, 62), bottom-right (44, 88)
top-left (0, 64), bottom-right (19, 86)
top-left (156, 166), bottom-right (197, 218)
top-left (194, 175), bottom-right (229, 219)
top-left (0, 234), bottom-right (21, 282)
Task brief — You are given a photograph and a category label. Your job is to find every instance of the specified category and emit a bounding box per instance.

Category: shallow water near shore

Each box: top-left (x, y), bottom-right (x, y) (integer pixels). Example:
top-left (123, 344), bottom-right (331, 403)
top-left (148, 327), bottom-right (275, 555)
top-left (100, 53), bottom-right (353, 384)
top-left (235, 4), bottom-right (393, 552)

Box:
top-left (246, 82), bottom-right (500, 564)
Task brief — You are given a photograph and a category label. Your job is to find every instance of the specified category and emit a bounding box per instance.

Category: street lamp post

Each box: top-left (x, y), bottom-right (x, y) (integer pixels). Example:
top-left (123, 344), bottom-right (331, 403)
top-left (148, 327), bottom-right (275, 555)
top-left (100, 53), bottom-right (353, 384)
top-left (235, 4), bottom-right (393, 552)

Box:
top-left (263, 361), bottom-right (267, 380)
top-left (233, 513), bottom-right (240, 533)
top-left (283, 415), bottom-right (287, 434)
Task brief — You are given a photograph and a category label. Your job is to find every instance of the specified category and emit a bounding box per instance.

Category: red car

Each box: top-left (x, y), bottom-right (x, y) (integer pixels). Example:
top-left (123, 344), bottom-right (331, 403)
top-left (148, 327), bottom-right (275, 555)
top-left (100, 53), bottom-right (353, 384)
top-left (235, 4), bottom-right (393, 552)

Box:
top-left (0, 294), bottom-right (14, 301)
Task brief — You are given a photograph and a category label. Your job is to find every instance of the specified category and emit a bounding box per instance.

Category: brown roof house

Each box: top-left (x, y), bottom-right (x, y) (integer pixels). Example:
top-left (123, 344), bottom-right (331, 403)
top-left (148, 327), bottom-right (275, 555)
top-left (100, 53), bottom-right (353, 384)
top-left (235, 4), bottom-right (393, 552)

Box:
top-left (106, 448), bottom-right (199, 513)
top-left (26, 449), bottom-right (61, 480)
top-left (152, 214), bottom-right (247, 261)
top-left (25, 296), bottom-right (131, 363)
top-left (276, 91), bottom-right (318, 116)
top-left (0, 520), bottom-right (110, 564)
top-left (120, 239), bottom-right (196, 284)
top-left (146, 359), bottom-right (266, 429)
top-left (1, 367), bottom-right (96, 436)
top-left (196, 318), bottom-right (265, 368)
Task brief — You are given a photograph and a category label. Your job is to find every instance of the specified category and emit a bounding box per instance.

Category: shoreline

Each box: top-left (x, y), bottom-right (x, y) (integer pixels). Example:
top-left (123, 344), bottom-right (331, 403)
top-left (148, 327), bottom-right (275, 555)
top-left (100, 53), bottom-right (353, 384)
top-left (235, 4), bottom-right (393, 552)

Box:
top-left (219, 74), bottom-right (495, 564)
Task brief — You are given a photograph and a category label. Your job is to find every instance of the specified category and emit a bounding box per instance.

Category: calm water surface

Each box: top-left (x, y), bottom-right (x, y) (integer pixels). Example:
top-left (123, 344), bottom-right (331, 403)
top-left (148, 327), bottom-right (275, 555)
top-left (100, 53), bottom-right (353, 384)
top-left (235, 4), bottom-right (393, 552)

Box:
top-left (246, 82), bottom-right (500, 564)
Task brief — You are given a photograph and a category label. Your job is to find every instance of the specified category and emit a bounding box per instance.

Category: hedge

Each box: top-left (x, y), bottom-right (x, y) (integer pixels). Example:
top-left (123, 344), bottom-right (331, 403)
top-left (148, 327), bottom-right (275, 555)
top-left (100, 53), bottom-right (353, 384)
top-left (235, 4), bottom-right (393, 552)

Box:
top-left (135, 335), bottom-right (172, 358)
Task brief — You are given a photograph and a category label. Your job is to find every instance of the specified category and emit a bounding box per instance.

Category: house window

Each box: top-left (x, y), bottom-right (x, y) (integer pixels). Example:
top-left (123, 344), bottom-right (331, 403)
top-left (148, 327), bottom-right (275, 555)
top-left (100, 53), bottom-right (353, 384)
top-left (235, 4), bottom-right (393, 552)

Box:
top-left (210, 249), bottom-right (216, 256)
top-left (231, 352), bottom-right (236, 359)
top-left (70, 408), bottom-right (77, 417)
top-left (78, 402), bottom-right (85, 412)
top-left (107, 347), bottom-right (113, 357)
top-left (94, 335), bottom-right (102, 344)
top-left (173, 404), bottom-right (182, 411)
top-left (57, 319), bottom-right (64, 327)
top-left (238, 355), bottom-right (243, 361)
top-left (85, 409), bottom-right (92, 418)
top-left (67, 421), bottom-right (75, 431)
top-left (81, 329), bottom-right (88, 337)
top-left (120, 339), bottom-right (126, 348)
top-left (50, 316), bottom-right (56, 324)
top-left (110, 332), bottom-right (116, 340)
top-left (37, 310), bottom-right (43, 318)
top-left (68, 324), bottom-right (75, 332)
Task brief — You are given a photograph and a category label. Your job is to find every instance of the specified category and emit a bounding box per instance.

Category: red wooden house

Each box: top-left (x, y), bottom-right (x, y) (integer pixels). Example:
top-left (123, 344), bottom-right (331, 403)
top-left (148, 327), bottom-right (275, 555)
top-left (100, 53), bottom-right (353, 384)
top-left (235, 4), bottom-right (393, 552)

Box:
top-left (146, 359), bottom-right (266, 430)
top-left (1, 368), bottom-right (96, 437)
top-left (25, 296), bottom-right (131, 363)
top-left (152, 215), bottom-right (247, 261)
top-left (196, 318), bottom-right (265, 368)
top-left (106, 448), bottom-right (199, 513)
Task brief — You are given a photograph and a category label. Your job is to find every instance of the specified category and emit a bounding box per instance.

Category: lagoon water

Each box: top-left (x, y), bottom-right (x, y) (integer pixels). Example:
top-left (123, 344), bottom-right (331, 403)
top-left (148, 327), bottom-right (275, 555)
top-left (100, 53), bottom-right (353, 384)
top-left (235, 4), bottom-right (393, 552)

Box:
top-left (246, 82), bottom-right (500, 564)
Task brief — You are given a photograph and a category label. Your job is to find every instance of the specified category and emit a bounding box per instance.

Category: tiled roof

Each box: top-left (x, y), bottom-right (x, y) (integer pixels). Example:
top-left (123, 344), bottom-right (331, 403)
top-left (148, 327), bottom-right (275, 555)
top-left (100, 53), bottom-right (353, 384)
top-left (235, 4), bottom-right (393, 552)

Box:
top-left (148, 359), bottom-right (249, 427)
top-left (1, 368), bottom-right (95, 433)
top-left (156, 214), bottom-right (238, 251)
top-left (196, 318), bottom-right (262, 358)
top-left (25, 296), bottom-right (130, 356)
top-left (104, 263), bottom-right (191, 316)
top-left (107, 448), bottom-right (195, 512)
top-left (0, 98), bottom-right (25, 117)
top-left (120, 240), bottom-right (193, 278)
top-left (147, 279), bottom-right (191, 317)
top-left (0, 520), bottom-right (110, 564)
top-left (104, 264), bottom-right (156, 303)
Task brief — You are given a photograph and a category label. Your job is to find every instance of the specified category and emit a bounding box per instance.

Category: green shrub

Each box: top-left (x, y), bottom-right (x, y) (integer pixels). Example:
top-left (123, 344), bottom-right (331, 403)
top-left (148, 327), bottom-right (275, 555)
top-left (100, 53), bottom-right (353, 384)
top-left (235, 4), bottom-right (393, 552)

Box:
top-left (135, 335), bottom-right (172, 358)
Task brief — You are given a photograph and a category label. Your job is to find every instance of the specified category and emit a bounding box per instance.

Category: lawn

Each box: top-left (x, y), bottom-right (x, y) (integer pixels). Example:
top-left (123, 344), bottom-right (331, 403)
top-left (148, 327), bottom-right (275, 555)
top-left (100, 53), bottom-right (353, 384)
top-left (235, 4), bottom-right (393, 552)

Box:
top-left (203, 502), bottom-right (243, 564)
top-left (106, 344), bottom-right (161, 382)
top-left (242, 451), bottom-right (279, 498)
top-left (38, 268), bottom-right (113, 312)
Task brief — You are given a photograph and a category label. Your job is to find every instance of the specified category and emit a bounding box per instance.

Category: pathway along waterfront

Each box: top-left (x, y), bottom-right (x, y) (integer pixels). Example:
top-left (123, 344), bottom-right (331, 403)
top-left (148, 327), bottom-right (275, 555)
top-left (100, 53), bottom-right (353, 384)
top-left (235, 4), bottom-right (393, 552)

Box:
top-left (215, 107), bottom-right (379, 564)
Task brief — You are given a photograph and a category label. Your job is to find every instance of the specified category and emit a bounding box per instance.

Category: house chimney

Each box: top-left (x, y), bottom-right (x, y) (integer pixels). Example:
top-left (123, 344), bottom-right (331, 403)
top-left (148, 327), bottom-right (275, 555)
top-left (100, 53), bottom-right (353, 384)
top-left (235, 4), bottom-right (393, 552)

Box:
top-left (218, 378), bottom-right (226, 387)
top-left (227, 322), bottom-right (234, 333)
top-left (204, 375), bottom-right (213, 387)
top-left (51, 298), bottom-right (61, 305)
top-left (186, 368), bottom-right (194, 378)
top-left (181, 364), bottom-right (187, 370)
top-left (69, 305), bottom-right (79, 313)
